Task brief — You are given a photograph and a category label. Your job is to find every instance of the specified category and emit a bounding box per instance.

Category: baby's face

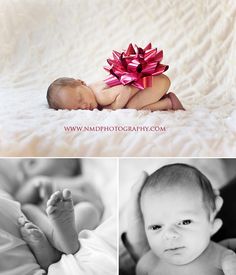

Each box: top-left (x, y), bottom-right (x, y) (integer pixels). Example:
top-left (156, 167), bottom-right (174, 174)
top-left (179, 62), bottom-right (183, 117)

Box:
top-left (57, 81), bottom-right (98, 110)
top-left (19, 159), bottom-right (76, 179)
top-left (141, 184), bottom-right (213, 265)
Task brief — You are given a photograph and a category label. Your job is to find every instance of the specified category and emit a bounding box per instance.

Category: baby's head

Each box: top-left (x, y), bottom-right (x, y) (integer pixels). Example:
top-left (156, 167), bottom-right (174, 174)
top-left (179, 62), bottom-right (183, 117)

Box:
top-left (19, 159), bottom-right (82, 180)
top-left (47, 77), bottom-right (98, 110)
top-left (140, 163), bottom-right (219, 265)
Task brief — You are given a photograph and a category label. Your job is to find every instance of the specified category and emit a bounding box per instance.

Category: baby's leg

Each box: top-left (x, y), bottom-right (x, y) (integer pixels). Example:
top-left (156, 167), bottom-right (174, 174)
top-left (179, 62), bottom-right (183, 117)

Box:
top-left (126, 74), bottom-right (170, 109)
top-left (18, 218), bottom-right (61, 270)
top-left (74, 201), bottom-right (103, 232)
top-left (141, 93), bottom-right (185, 111)
top-left (140, 97), bottom-right (172, 111)
top-left (46, 189), bottom-right (80, 254)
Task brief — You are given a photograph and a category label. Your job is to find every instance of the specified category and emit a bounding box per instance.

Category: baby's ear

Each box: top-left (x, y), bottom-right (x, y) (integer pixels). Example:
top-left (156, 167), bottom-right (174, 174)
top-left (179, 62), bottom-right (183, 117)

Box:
top-left (214, 196), bottom-right (223, 216)
top-left (76, 79), bottom-right (86, 86)
top-left (210, 196), bottom-right (224, 236)
top-left (211, 196), bottom-right (223, 220)
top-left (211, 218), bottom-right (223, 236)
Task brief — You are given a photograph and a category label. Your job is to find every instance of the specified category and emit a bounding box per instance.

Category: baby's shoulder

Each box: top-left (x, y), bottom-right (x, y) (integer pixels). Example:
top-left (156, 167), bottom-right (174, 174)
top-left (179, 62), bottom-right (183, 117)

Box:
top-left (89, 81), bottom-right (107, 94)
top-left (209, 241), bottom-right (236, 270)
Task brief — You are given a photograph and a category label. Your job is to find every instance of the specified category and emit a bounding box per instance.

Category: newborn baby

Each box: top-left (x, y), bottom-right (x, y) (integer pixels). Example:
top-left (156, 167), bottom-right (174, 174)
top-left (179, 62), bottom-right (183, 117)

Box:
top-left (137, 164), bottom-right (236, 275)
top-left (46, 76), bottom-right (185, 111)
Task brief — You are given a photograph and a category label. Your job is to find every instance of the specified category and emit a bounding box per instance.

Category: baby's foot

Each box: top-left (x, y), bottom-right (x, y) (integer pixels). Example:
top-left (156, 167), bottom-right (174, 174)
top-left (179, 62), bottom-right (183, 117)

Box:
top-left (46, 189), bottom-right (80, 254)
top-left (18, 217), bottom-right (59, 270)
top-left (167, 92), bottom-right (185, 110)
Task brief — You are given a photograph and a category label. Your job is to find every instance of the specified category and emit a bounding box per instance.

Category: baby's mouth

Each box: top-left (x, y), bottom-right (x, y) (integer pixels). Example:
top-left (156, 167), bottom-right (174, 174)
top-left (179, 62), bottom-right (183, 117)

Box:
top-left (164, 246), bottom-right (185, 252)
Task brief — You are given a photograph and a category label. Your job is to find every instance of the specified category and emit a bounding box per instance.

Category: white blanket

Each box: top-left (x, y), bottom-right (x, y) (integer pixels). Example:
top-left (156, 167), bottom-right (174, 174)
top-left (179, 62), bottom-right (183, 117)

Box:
top-left (0, 0), bottom-right (236, 156)
top-left (48, 216), bottom-right (117, 275)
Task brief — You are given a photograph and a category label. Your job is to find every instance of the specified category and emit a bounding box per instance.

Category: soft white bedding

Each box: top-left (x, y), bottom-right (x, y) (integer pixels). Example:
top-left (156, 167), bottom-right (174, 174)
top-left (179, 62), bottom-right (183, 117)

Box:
top-left (49, 216), bottom-right (117, 275)
top-left (0, 0), bottom-right (236, 157)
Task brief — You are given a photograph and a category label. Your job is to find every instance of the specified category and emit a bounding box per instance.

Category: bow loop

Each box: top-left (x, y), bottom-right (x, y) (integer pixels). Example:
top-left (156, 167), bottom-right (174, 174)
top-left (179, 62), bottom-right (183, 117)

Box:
top-left (104, 43), bottom-right (168, 89)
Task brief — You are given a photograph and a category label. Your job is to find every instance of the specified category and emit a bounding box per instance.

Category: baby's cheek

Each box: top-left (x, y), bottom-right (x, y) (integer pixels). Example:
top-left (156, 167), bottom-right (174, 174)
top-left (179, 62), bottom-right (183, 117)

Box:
top-left (147, 234), bottom-right (162, 251)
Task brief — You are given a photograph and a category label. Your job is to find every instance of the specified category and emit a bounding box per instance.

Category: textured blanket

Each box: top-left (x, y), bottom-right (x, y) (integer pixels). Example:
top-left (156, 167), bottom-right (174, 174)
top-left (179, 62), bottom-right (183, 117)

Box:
top-left (0, 0), bottom-right (236, 156)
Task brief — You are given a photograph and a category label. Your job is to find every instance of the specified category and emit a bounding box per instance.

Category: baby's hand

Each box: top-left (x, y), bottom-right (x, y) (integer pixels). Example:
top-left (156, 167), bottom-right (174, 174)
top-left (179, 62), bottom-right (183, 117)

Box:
top-left (30, 176), bottom-right (55, 203)
top-left (222, 250), bottom-right (236, 275)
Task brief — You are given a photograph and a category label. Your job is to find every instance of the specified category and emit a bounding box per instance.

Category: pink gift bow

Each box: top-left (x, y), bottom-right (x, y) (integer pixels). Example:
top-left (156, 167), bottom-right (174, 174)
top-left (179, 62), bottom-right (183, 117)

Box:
top-left (104, 43), bottom-right (169, 90)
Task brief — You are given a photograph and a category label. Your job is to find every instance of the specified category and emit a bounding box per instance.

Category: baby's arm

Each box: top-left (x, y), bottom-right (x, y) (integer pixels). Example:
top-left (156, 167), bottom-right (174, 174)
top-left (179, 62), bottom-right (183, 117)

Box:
top-left (126, 74), bottom-right (171, 110)
top-left (221, 250), bottom-right (236, 275)
top-left (92, 81), bottom-right (139, 109)
top-left (104, 85), bottom-right (137, 109)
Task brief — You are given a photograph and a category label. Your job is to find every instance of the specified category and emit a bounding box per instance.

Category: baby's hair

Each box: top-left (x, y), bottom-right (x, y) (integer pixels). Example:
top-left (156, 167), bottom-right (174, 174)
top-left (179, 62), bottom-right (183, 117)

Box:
top-left (141, 163), bottom-right (216, 215)
top-left (47, 77), bottom-right (86, 109)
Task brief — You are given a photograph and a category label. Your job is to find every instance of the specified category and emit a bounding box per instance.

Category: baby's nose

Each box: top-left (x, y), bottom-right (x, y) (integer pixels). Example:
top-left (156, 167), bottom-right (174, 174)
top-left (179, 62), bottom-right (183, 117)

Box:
top-left (163, 227), bottom-right (180, 240)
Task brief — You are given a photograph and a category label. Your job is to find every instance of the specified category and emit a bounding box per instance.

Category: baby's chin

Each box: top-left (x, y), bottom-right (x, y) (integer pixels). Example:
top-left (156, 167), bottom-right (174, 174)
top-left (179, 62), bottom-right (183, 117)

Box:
top-left (159, 249), bottom-right (201, 266)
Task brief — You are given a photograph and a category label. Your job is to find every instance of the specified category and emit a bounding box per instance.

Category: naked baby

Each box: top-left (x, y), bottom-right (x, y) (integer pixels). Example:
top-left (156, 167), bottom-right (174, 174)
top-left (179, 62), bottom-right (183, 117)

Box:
top-left (137, 164), bottom-right (236, 275)
top-left (47, 76), bottom-right (184, 111)
top-left (47, 43), bottom-right (185, 111)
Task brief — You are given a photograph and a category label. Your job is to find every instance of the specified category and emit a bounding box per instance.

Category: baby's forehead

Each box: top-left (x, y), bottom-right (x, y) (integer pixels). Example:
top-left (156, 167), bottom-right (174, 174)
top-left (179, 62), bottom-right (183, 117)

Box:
top-left (141, 182), bottom-right (204, 209)
top-left (56, 85), bottom-right (81, 99)
top-left (141, 185), bottom-right (207, 217)
top-left (142, 177), bottom-right (202, 197)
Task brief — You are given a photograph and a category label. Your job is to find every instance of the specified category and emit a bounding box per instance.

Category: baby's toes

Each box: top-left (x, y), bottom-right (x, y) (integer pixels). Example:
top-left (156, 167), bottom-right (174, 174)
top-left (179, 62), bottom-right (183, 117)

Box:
top-left (46, 204), bottom-right (57, 215)
top-left (62, 189), bottom-right (72, 201)
top-left (63, 189), bottom-right (74, 209)
top-left (20, 221), bottom-right (43, 241)
top-left (24, 221), bottom-right (39, 231)
top-left (47, 191), bottom-right (63, 207)
top-left (18, 216), bottom-right (29, 226)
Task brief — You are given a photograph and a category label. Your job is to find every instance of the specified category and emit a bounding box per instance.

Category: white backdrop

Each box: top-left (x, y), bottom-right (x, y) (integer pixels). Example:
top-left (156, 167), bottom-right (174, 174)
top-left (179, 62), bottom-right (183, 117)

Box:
top-left (0, 0), bottom-right (236, 156)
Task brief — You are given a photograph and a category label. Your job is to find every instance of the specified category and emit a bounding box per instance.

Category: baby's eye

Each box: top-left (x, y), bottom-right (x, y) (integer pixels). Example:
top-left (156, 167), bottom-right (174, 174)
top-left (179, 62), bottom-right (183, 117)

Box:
top-left (178, 220), bottom-right (192, 226)
top-left (149, 225), bottom-right (162, 231)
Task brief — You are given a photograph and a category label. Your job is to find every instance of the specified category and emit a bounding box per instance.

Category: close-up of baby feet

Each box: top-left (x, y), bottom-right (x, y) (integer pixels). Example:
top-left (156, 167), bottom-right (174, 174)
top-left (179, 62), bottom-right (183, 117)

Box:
top-left (46, 189), bottom-right (80, 254)
top-left (18, 217), bottom-right (56, 270)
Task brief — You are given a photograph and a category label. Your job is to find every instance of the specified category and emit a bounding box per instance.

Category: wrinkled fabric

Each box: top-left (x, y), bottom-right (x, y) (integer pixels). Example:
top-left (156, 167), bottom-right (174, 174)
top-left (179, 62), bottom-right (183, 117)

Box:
top-left (49, 216), bottom-right (117, 275)
top-left (0, 192), bottom-right (45, 275)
